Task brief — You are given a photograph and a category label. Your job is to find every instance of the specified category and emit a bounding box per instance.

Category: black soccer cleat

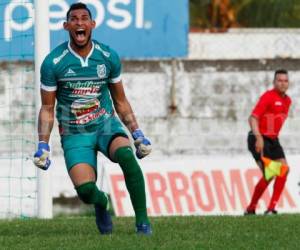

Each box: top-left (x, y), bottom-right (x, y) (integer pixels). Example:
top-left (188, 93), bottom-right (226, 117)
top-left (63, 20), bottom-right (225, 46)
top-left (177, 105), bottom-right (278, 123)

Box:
top-left (264, 209), bottom-right (278, 215)
top-left (244, 210), bottom-right (256, 216)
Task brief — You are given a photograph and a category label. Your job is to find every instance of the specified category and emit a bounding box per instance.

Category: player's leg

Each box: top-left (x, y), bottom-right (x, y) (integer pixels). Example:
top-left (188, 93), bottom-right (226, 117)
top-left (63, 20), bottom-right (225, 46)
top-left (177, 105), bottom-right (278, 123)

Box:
top-left (266, 142), bottom-right (289, 213)
top-left (61, 133), bottom-right (112, 234)
top-left (109, 137), bottom-right (150, 227)
top-left (69, 164), bottom-right (108, 208)
top-left (98, 117), bottom-right (151, 234)
top-left (245, 132), bottom-right (271, 214)
top-left (246, 173), bottom-right (270, 214)
top-left (69, 163), bottom-right (112, 234)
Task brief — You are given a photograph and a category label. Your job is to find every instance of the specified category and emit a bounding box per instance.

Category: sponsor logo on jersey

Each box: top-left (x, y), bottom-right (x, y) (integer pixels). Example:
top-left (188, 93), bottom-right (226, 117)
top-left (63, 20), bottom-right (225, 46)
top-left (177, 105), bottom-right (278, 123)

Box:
top-left (70, 108), bottom-right (107, 125)
top-left (65, 81), bottom-right (105, 89)
top-left (70, 98), bottom-right (109, 124)
top-left (71, 87), bottom-right (100, 98)
top-left (97, 64), bottom-right (107, 79)
top-left (275, 101), bottom-right (283, 106)
top-left (71, 98), bottom-right (100, 119)
top-left (53, 49), bottom-right (69, 65)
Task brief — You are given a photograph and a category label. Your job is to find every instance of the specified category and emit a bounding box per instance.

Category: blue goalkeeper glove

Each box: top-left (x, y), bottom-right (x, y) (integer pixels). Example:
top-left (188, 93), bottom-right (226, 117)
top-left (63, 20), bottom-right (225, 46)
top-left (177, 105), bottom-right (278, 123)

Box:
top-left (132, 129), bottom-right (152, 159)
top-left (33, 141), bottom-right (51, 170)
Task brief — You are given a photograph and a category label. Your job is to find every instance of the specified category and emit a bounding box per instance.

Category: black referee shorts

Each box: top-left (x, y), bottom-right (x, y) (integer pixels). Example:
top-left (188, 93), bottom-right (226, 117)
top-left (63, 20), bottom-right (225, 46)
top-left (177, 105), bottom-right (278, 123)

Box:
top-left (247, 131), bottom-right (286, 162)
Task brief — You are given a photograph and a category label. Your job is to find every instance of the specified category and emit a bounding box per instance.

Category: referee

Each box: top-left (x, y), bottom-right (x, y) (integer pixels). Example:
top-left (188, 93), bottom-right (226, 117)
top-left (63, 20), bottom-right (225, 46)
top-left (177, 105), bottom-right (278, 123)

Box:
top-left (245, 69), bottom-right (291, 215)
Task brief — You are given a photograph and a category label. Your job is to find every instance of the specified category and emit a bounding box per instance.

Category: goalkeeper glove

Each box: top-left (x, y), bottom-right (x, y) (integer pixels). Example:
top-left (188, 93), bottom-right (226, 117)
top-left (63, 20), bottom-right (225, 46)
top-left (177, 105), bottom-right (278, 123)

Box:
top-left (33, 141), bottom-right (51, 170)
top-left (132, 129), bottom-right (152, 159)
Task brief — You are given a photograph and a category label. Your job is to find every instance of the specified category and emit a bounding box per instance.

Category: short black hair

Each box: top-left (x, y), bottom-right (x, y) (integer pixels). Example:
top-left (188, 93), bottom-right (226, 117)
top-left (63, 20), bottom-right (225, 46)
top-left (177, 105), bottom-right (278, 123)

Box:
top-left (66, 2), bottom-right (92, 20)
top-left (274, 69), bottom-right (288, 79)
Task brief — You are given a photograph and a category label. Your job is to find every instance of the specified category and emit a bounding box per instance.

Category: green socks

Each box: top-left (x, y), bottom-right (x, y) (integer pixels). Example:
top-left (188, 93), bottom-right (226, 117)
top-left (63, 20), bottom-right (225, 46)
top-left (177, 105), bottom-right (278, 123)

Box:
top-left (76, 181), bottom-right (108, 209)
top-left (114, 146), bottom-right (149, 225)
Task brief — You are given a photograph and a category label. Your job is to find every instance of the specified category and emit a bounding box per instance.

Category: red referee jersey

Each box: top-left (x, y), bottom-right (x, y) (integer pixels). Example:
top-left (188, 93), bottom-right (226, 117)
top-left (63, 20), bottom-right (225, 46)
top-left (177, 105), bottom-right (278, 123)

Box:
top-left (251, 88), bottom-right (291, 139)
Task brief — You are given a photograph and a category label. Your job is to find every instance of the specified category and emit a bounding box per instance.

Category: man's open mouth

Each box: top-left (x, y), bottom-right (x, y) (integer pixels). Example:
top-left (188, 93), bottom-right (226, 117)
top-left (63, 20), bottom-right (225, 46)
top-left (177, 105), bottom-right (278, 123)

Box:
top-left (75, 29), bottom-right (86, 41)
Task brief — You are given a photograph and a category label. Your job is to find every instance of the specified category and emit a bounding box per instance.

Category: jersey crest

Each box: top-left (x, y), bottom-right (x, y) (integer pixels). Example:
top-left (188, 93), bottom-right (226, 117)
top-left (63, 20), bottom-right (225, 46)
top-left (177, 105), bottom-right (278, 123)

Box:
top-left (97, 64), bottom-right (107, 79)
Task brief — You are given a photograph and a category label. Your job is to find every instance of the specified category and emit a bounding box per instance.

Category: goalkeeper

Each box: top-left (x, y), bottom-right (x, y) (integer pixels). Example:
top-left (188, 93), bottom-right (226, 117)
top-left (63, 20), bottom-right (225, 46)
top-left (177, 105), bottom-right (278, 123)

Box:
top-left (33, 2), bottom-right (152, 235)
top-left (245, 69), bottom-right (291, 215)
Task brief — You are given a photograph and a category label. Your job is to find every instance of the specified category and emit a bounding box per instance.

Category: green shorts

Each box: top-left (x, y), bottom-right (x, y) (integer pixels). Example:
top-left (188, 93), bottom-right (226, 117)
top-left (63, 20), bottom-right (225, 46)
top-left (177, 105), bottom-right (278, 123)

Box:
top-left (61, 117), bottom-right (128, 172)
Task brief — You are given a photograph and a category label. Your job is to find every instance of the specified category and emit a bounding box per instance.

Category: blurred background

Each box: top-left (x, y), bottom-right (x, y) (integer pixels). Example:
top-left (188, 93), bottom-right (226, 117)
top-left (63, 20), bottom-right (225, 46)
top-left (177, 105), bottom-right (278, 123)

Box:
top-left (1, 0), bottom-right (300, 218)
top-left (190, 0), bottom-right (300, 30)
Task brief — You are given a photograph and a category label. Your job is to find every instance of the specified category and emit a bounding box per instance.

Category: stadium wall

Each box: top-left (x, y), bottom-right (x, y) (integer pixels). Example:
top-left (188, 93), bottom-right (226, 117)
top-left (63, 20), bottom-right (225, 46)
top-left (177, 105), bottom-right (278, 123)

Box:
top-left (1, 29), bottom-right (300, 204)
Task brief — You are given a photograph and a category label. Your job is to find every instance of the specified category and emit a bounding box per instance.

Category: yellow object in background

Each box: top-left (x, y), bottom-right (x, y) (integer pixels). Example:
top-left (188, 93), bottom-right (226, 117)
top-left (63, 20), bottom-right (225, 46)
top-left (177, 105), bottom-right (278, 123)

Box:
top-left (261, 157), bottom-right (289, 181)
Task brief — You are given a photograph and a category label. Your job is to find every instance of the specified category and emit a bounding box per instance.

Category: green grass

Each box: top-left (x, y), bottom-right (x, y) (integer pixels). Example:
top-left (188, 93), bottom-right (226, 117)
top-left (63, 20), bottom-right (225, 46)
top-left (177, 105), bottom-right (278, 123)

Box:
top-left (0, 214), bottom-right (299, 250)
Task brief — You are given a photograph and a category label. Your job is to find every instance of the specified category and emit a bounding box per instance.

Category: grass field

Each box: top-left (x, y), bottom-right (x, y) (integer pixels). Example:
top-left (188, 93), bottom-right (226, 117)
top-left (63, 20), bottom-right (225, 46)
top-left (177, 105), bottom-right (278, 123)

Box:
top-left (1, 214), bottom-right (300, 250)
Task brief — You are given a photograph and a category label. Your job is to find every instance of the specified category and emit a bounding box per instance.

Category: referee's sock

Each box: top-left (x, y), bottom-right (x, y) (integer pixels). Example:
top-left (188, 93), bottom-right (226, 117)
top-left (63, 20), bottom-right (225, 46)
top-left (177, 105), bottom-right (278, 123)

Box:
top-left (268, 175), bottom-right (287, 210)
top-left (247, 177), bottom-right (270, 211)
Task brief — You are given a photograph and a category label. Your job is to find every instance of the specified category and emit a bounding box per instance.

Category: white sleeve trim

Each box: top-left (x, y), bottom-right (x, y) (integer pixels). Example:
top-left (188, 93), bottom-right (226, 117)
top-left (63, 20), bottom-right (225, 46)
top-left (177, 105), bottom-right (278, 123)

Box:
top-left (40, 83), bottom-right (57, 92)
top-left (109, 75), bottom-right (122, 83)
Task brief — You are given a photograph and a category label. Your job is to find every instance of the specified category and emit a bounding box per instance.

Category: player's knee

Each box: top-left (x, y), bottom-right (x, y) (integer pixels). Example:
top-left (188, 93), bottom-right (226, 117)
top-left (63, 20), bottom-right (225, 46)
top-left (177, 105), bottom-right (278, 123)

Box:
top-left (114, 146), bottom-right (142, 176)
top-left (114, 146), bottom-right (134, 162)
top-left (76, 182), bottom-right (96, 204)
top-left (114, 146), bottom-right (137, 171)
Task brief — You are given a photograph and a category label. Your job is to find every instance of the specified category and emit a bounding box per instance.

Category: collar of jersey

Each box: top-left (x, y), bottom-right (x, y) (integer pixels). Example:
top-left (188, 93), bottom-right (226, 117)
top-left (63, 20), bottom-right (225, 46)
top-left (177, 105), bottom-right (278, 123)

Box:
top-left (68, 41), bottom-right (95, 67)
top-left (271, 88), bottom-right (287, 99)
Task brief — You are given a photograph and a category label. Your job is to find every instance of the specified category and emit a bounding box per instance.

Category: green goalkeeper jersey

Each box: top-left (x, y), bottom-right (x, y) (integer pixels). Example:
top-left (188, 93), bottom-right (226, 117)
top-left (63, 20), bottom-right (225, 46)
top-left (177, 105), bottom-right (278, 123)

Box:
top-left (40, 40), bottom-right (122, 134)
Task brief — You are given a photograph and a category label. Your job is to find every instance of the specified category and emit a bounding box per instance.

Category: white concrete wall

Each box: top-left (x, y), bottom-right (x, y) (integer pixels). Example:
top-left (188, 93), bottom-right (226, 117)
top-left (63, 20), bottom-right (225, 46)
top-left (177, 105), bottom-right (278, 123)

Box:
top-left (189, 29), bottom-right (300, 60)
top-left (124, 67), bottom-right (300, 156)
